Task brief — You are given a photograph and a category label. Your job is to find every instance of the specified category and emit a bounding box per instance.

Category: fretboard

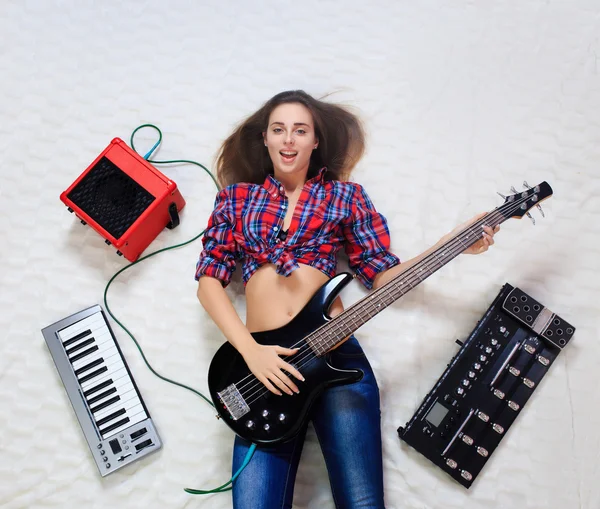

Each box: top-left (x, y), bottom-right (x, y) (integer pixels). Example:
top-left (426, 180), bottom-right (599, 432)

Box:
top-left (308, 208), bottom-right (508, 355)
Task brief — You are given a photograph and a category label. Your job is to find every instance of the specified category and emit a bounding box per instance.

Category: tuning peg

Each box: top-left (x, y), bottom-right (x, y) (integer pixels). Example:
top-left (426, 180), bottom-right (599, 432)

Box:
top-left (523, 181), bottom-right (545, 217)
top-left (497, 192), bottom-right (506, 199)
top-left (526, 212), bottom-right (535, 225)
top-left (510, 186), bottom-right (518, 194)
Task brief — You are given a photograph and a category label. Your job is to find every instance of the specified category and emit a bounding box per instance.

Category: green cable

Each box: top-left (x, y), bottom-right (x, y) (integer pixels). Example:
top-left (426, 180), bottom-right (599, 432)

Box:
top-left (100, 124), bottom-right (255, 495)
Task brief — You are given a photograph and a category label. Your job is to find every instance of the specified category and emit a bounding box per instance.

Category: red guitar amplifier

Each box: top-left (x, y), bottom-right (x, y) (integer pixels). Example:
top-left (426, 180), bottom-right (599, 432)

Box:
top-left (60, 137), bottom-right (186, 262)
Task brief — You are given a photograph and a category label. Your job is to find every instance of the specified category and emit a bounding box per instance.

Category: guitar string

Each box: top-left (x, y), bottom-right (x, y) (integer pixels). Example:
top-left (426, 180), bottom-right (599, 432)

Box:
top-left (236, 203), bottom-right (515, 404)
top-left (233, 194), bottom-right (533, 404)
top-left (239, 207), bottom-right (510, 406)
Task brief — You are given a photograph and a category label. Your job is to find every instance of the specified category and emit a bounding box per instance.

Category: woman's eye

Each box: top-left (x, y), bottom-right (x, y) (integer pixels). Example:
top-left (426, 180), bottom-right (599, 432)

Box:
top-left (273, 128), bottom-right (283, 133)
top-left (296, 129), bottom-right (306, 135)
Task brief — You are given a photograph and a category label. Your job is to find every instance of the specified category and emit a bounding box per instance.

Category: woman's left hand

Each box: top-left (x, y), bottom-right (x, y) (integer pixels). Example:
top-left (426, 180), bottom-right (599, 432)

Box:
top-left (445, 212), bottom-right (500, 255)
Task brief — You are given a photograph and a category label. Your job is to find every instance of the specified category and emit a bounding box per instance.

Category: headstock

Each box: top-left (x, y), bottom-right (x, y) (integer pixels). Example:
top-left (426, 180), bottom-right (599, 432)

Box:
top-left (497, 181), bottom-right (553, 224)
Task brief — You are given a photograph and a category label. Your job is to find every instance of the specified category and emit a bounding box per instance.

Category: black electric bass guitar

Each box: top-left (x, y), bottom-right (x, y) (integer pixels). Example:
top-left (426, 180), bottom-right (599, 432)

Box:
top-left (208, 182), bottom-right (553, 445)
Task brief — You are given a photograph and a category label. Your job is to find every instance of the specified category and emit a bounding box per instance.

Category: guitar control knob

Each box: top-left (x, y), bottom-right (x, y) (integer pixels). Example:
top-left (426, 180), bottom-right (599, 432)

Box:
top-left (278, 413), bottom-right (286, 422)
top-left (261, 409), bottom-right (270, 419)
top-left (263, 423), bottom-right (271, 432)
top-left (245, 420), bottom-right (255, 429)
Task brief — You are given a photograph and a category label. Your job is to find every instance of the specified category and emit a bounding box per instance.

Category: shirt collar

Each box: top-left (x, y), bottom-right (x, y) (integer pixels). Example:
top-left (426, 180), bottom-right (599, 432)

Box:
top-left (263, 167), bottom-right (328, 198)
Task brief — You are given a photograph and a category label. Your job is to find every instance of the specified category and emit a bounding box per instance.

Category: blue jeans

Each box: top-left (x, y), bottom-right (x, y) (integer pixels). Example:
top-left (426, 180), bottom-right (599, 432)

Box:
top-left (232, 335), bottom-right (385, 509)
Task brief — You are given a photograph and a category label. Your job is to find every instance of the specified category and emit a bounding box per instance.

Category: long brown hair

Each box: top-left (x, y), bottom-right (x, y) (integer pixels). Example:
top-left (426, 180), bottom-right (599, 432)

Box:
top-left (215, 90), bottom-right (366, 187)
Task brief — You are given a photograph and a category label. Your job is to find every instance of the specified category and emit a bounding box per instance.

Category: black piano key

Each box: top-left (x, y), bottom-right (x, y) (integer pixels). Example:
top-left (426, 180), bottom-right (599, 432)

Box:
top-left (87, 387), bottom-right (117, 406)
top-left (66, 338), bottom-right (95, 356)
top-left (83, 379), bottom-right (113, 398)
top-left (62, 329), bottom-right (91, 348)
top-left (70, 345), bottom-right (99, 363)
top-left (100, 417), bottom-right (130, 436)
top-left (96, 408), bottom-right (127, 428)
top-left (90, 395), bottom-right (120, 413)
top-left (74, 357), bottom-right (104, 377)
top-left (78, 366), bottom-right (108, 384)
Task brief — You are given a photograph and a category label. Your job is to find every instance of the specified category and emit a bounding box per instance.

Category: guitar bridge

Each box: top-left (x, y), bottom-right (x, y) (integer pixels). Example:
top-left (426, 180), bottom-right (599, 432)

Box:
top-left (217, 384), bottom-right (250, 420)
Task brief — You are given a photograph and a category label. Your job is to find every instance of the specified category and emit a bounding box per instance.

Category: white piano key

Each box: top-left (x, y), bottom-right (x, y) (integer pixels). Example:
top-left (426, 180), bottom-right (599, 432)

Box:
top-left (93, 388), bottom-right (140, 420)
top-left (100, 406), bottom-right (147, 438)
top-left (80, 365), bottom-right (129, 391)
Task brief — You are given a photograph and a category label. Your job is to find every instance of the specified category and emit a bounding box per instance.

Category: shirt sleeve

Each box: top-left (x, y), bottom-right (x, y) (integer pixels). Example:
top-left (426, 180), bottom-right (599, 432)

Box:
top-left (342, 183), bottom-right (401, 290)
top-left (194, 187), bottom-right (238, 287)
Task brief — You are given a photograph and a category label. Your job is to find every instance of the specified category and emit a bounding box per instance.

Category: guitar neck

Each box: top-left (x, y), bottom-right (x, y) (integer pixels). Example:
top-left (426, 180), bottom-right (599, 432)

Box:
top-left (309, 208), bottom-right (509, 355)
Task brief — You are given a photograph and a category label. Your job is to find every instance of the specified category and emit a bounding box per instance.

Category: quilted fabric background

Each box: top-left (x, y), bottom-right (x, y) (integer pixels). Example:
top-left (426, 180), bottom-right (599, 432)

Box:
top-left (0, 1), bottom-right (598, 508)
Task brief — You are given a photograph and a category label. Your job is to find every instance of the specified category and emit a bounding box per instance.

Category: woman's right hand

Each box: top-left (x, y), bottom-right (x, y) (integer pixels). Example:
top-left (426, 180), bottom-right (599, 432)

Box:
top-left (242, 342), bottom-right (305, 396)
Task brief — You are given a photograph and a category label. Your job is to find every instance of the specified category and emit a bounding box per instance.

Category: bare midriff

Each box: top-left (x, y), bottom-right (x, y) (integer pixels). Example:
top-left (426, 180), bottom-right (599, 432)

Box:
top-left (245, 263), bottom-right (345, 334)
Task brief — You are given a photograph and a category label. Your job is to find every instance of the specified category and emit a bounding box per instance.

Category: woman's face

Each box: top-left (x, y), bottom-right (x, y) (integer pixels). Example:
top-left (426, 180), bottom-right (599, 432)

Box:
top-left (263, 102), bottom-right (318, 180)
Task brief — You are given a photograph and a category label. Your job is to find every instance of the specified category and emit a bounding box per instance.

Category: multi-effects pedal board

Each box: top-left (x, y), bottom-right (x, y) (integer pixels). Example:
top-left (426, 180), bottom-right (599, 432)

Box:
top-left (398, 283), bottom-right (575, 488)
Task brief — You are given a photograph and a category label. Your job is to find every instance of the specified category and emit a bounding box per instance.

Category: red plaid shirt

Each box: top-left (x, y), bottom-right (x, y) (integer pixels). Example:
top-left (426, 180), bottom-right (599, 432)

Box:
top-left (195, 167), bottom-right (400, 290)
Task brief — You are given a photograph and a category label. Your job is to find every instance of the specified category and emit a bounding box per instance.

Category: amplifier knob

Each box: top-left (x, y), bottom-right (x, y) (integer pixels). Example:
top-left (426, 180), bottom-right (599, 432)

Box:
top-left (446, 459), bottom-right (458, 469)
top-left (499, 326), bottom-right (507, 333)
top-left (493, 389), bottom-right (505, 399)
top-left (477, 446), bottom-right (489, 457)
top-left (462, 435), bottom-right (473, 446)
top-left (509, 366), bottom-right (521, 376)
top-left (461, 379), bottom-right (470, 387)
top-left (473, 362), bottom-right (481, 371)
top-left (524, 344), bottom-right (536, 354)
top-left (461, 470), bottom-right (473, 481)
top-left (485, 347), bottom-right (493, 354)
top-left (479, 354), bottom-right (487, 362)
top-left (455, 387), bottom-right (465, 396)
top-left (490, 338), bottom-right (498, 346)
top-left (468, 371), bottom-right (476, 379)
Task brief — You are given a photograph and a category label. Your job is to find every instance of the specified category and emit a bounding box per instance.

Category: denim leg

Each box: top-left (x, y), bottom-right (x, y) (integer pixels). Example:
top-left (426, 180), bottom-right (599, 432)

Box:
top-left (311, 336), bottom-right (385, 509)
top-left (231, 424), bottom-right (308, 509)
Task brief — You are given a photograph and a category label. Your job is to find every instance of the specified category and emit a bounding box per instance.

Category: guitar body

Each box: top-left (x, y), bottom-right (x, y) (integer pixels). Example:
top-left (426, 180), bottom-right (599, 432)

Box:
top-left (208, 273), bottom-right (362, 445)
